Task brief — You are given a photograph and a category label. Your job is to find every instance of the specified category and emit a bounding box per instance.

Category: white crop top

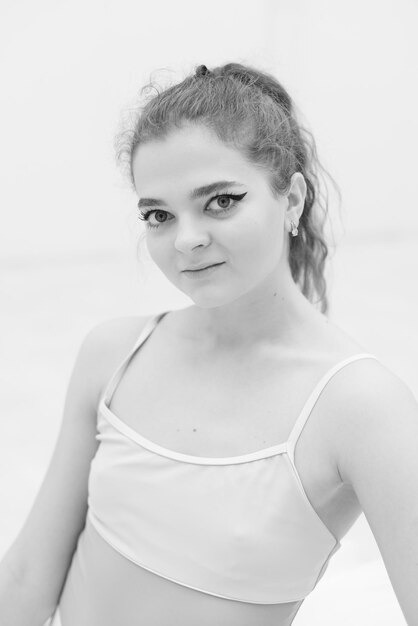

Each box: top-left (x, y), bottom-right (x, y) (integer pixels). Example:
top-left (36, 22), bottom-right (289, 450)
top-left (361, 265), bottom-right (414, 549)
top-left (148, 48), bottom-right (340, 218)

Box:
top-left (86, 311), bottom-right (378, 604)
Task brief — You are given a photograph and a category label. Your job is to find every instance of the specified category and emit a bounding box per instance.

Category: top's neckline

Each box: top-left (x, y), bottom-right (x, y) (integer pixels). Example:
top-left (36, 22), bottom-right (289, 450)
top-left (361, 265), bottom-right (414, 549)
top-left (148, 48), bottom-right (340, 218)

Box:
top-left (99, 397), bottom-right (289, 465)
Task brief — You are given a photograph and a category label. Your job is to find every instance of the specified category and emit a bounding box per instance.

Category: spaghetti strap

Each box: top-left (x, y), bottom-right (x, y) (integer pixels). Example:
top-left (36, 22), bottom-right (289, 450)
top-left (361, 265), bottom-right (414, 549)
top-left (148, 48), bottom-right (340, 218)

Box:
top-left (99, 311), bottom-right (168, 408)
top-left (286, 353), bottom-right (379, 463)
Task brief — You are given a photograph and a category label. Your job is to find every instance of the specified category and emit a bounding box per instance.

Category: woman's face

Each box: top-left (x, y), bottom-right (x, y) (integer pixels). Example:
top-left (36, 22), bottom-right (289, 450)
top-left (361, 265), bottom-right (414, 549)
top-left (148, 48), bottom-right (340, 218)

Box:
top-left (132, 123), bottom-right (293, 308)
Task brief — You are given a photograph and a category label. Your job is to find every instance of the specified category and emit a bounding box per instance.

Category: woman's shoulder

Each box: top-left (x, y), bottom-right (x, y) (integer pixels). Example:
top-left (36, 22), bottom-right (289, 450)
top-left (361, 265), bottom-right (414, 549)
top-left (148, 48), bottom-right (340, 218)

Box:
top-left (310, 317), bottom-right (417, 453)
top-left (318, 317), bottom-right (413, 428)
top-left (320, 345), bottom-right (417, 481)
top-left (88, 314), bottom-right (153, 353)
top-left (324, 351), bottom-right (410, 406)
top-left (82, 314), bottom-right (156, 396)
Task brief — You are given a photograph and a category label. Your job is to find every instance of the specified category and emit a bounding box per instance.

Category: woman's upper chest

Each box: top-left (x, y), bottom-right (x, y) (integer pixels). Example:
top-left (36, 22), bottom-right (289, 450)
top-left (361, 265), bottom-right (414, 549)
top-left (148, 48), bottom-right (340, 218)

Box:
top-left (110, 328), bottom-right (333, 456)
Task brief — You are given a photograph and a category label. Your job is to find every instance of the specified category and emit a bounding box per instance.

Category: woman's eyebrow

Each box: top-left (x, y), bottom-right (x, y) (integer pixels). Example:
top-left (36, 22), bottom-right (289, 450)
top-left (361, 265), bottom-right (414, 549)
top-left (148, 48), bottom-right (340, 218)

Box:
top-left (137, 180), bottom-right (244, 209)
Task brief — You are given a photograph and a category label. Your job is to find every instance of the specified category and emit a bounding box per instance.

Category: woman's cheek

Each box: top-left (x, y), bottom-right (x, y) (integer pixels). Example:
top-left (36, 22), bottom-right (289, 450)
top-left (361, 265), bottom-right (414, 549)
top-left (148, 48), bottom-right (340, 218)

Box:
top-left (145, 236), bottom-right (167, 269)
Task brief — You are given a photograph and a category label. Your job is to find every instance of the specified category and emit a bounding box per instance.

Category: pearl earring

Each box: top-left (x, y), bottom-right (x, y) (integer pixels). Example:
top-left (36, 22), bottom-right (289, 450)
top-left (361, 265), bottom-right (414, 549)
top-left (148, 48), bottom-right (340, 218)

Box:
top-left (290, 220), bottom-right (299, 237)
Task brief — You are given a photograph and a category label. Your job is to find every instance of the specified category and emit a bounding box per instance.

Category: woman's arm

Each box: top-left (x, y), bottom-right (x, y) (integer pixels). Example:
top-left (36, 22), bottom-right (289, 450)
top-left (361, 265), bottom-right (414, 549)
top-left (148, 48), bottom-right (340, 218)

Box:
top-left (0, 316), bottom-right (148, 625)
top-left (333, 360), bottom-right (418, 625)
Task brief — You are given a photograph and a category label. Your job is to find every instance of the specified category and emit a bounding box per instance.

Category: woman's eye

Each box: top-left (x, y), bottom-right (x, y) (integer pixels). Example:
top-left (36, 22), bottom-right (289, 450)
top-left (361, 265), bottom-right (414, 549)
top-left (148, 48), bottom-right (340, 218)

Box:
top-left (138, 209), bottom-right (172, 229)
top-left (207, 192), bottom-right (247, 214)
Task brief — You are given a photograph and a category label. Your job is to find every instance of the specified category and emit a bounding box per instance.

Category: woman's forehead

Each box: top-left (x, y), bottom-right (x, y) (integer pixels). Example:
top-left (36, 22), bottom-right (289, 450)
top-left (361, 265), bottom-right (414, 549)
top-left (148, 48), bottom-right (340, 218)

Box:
top-left (132, 126), bottom-right (261, 193)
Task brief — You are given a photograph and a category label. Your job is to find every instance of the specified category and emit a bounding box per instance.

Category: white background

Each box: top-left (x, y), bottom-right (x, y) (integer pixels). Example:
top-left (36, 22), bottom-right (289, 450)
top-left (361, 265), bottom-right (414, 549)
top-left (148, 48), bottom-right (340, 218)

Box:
top-left (1, 1), bottom-right (417, 624)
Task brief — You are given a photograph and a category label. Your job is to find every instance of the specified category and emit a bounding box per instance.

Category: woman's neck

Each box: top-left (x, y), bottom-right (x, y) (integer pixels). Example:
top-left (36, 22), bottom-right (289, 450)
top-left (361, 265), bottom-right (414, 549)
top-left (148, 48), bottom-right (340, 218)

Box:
top-left (176, 272), bottom-right (327, 353)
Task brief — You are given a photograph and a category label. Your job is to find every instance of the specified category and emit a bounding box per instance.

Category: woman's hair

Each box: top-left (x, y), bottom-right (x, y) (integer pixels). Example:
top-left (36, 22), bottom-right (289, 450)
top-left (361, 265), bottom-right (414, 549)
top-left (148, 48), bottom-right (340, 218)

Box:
top-left (115, 62), bottom-right (339, 314)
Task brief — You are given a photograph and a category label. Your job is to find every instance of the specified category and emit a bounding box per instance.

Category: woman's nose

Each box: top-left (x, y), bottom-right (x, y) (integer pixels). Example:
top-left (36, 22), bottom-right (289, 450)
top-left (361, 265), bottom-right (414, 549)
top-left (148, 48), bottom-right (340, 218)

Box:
top-left (173, 217), bottom-right (211, 253)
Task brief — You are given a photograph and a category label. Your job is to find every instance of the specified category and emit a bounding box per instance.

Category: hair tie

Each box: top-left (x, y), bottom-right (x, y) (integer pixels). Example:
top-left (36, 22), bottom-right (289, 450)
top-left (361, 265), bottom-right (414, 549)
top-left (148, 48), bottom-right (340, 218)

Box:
top-left (195, 64), bottom-right (210, 77)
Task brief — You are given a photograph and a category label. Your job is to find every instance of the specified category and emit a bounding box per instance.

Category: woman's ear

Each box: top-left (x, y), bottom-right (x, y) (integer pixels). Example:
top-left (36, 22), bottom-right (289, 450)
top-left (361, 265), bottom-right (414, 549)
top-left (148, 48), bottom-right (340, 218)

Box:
top-left (285, 172), bottom-right (306, 226)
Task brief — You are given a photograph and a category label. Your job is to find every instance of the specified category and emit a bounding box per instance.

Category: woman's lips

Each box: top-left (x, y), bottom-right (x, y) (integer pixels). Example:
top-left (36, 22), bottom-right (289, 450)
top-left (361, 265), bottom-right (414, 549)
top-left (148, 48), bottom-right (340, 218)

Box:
top-left (181, 262), bottom-right (225, 278)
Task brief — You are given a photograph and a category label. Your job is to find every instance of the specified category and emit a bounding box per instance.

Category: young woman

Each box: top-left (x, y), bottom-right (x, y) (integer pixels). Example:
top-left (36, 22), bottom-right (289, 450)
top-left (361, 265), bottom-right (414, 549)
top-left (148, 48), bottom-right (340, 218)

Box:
top-left (1, 62), bottom-right (417, 626)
